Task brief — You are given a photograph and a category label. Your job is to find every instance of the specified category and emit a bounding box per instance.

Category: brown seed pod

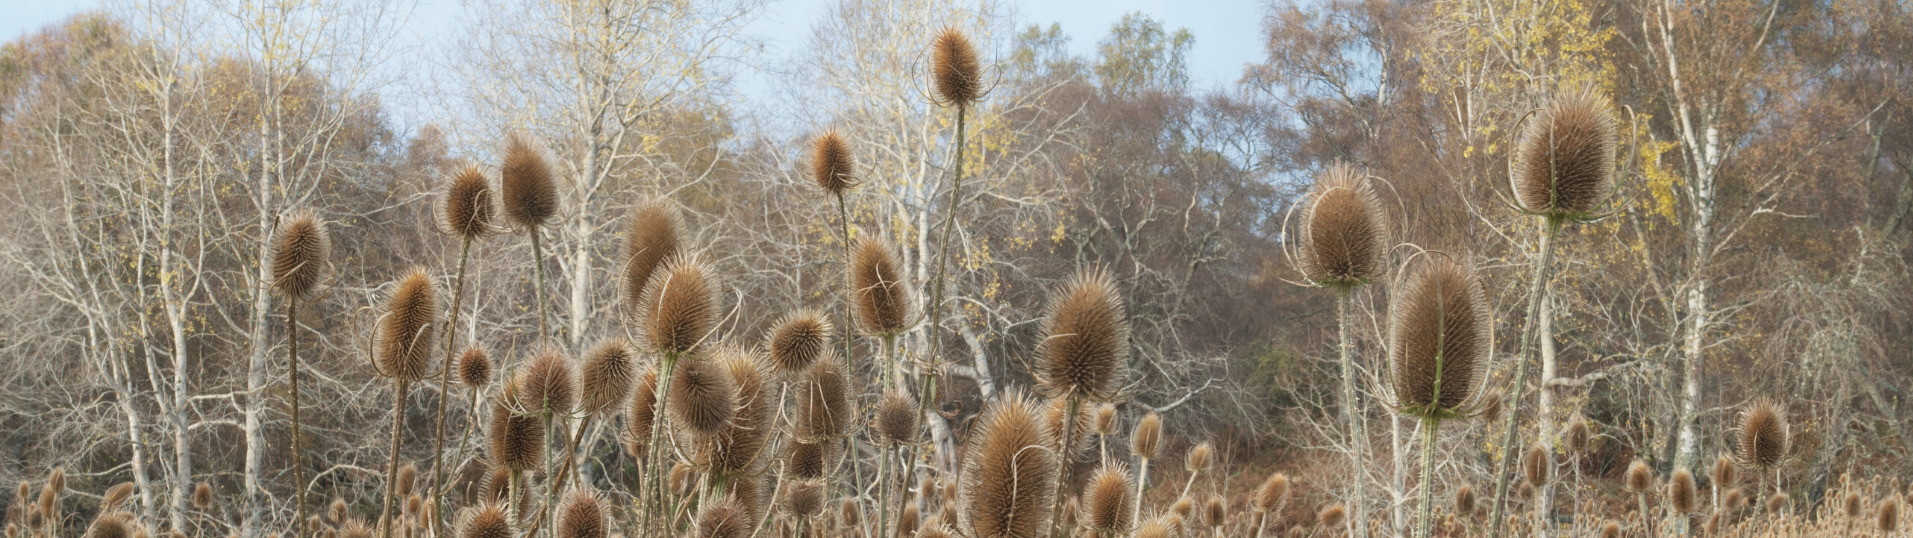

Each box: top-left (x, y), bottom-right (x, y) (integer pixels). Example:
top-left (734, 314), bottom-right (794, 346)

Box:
top-left (795, 357), bottom-right (851, 441)
top-left (1131, 412), bottom-right (1163, 460)
top-left (1668, 469), bottom-right (1696, 514)
top-left (443, 166), bottom-right (495, 239)
top-left (1454, 484), bottom-right (1475, 517)
top-left (103, 482), bottom-right (135, 512)
top-left (1387, 255), bottom-right (1492, 419)
top-left (636, 254), bottom-right (718, 355)
top-left (1880, 498), bottom-right (1900, 532)
top-left (1204, 495), bottom-right (1226, 528)
top-left (1092, 403), bottom-right (1117, 436)
top-left (779, 479), bottom-right (825, 519)
top-left (917, 523), bottom-right (954, 538)
top-left (1082, 462), bottom-right (1135, 533)
top-left (84, 512), bottom-right (131, 538)
top-left (376, 268), bottom-right (439, 381)
top-left (1043, 397), bottom-right (1094, 460)
top-left (1565, 417), bottom-right (1590, 455)
top-left (1296, 162), bottom-right (1387, 288)
top-left (840, 499), bottom-right (861, 528)
top-left (623, 366), bottom-right (659, 453)
top-left (1479, 392), bottom-right (1503, 424)
top-left (620, 198), bottom-right (682, 319)
top-left (1845, 491), bottom-right (1864, 519)
top-left (1318, 504), bottom-right (1346, 528)
top-left (271, 211), bottom-right (330, 299)
top-left (1736, 401), bottom-right (1790, 470)
top-left (931, 27), bottom-right (981, 106)
top-left (329, 498), bottom-right (349, 523)
top-left (1522, 444), bottom-right (1551, 487)
top-left (959, 391), bottom-right (1059, 538)
top-left (898, 504), bottom-right (921, 537)
top-left (405, 494), bottom-right (423, 518)
top-left (1036, 268), bottom-right (1129, 401)
top-left (499, 134), bottom-right (557, 228)
top-left (1513, 88), bottom-right (1617, 219)
top-left (783, 440), bottom-right (832, 480)
top-left (702, 346), bottom-right (772, 474)
top-left (520, 347), bottom-right (576, 415)
top-left (488, 381), bottom-right (544, 471)
top-left (191, 482), bottom-right (213, 510)
top-left (579, 338), bottom-right (634, 415)
top-left (1598, 521), bottom-right (1619, 538)
top-left (851, 237), bottom-right (911, 336)
top-left (339, 520), bottom-right (374, 538)
top-left (810, 130), bottom-right (857, 196)
top-left (668, 355), bottom-right (736, 437)
top-left (1134, 516), bottom-right (1174, 538)
top-left (396, 464), bottom-right (417, 497)
top-left (461, 504), bottom-right (510, 538)
top-left (1723, 489), bottom-right (1745, 511)
top-left (1257, 473), bottom-right (1290, 513)
top-left (556, 489), bottom-right (603, 538)
top-left (1185, 442), bottom-right (1214, 474)
top-left (457, 347), bottom-right (492, 387)
top-left (875, 391), bottom-right (920, 446)
top-left (1625, 459), bottom-right (1652, 493)
top-left (1171, 497), bottom-right (1195, 521)
top-left (669, 462), bottom-right (697, 498)
top-left (1704, 511), bottom-right (1720, 535)
top-left (1713, 454), bottom-right (1737, 488)
top-left (696, 495), bottom-right (750, 538)
top-left (1765, 492), bottom-right (1790, 513)
top-left (766, 310), bottom-right (832, 374)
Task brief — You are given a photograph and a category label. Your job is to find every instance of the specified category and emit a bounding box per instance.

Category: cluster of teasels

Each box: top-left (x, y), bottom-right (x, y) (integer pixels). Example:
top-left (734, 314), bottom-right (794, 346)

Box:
top-left (6, 26), bottom-right (1908, 538)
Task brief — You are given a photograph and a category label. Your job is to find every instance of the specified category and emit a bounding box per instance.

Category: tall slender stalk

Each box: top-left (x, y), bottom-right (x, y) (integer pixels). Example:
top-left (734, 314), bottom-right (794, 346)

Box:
top-left (1132, 456), bottom-right (1150, 529)
top-left (379, 379), bottom-right (412, 538)
top-left (451, 382), bottom-right (482, 499)
top-left (832, 190), bottom-right (869, 519)
top-left (429, 236), bottom-right (473, 535)
top-left (524, 415), bottom-right (591, 538)
top-left (1414, 418), bottom-right (1440, 538)
top-left (1054, 396), bottom-right (1081, 537)
top-left (529, 229), bottom-right (551, 346)
top-left (924, 104), bottom-right (966, 390)
top-left (1336, 290), bottom-right (1367, 538)
top-left (1487, 220), bottom-right (1561, 535)
top-left (640, 353), bottom-right (681, 535)
top-left (286, 298), bottom-right (308, 538)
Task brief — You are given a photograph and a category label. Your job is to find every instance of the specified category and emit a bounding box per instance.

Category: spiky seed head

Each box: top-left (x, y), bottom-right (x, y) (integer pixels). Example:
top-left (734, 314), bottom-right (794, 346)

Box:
top-left (696, 495), bottom-right (750, 538)
top-left (1669, 469), bottom-right (1696, 514)
top-left (1845, 491), bottom-right (1864, 519)
top-left (875, 391), bottom-right (920, 446)
top-left (780, 479), bottom-right (825, 519)
top-left (1134, 517), bottom-right (1173, 538)
top-left (1880, 498), bottom-right (1900, 532)
top-left (1599, 521), bottom-right (1619, 538)
top-left (84, 512), bottom-right (131, 538)
top-left (1037, 268), bottom-right (1129, 401)
top-left (898, 505), bottom-right (921, 537)
top-left (668, 355), bottom-right (736, 436)
top-left (810, 130), bottom-right (856, 196)
top-left (1736, 401), bottom-right (1790, 470)
top-left (1092, 404), bottom-right (1117, 436)
top-left (1480, 392), bottom-right (1503, 423)
top-left (190, 482), bottom-right (212, 510)
top-left (329, 498), bottom-right (349, 523)
top-left (840, 499), bottom-right (861, 528)
top-left (1318, 504), bottom-right (1346, 527)
top-left (669, 462), bottom-right (697, 498)
top-left (795, 358), bottom-right (851, 441)
top-left (488, 381), bottom-right (544, 470)
top-left (1185, 442), bottom-right (1214, 474)
top-left (1625, 460), bottom-right (1652, 493)
top-left (1565, 417), bottom-right (1590, 455)
top-left (1297, 163), bottom-right (1388, 288)
top-left (579, 339), bottom-right (634, 415)
top-left (443, 167), bottom-right (495, 239)
top-left (783, 440), bottom-right (832, 479)
top-left (1455, 485), bottom-right (1475, 516)
top-left (851, 237), bottom-right (911, 336)
top-left (1522, 444), bottom-right (1551, 487)
top-left (1171, 497), bottom-right (1195, 520)
top-left (620, 198), bottom-right (682, 318)
top-left (15, 481), bottom-right (27, 505)
top-left (35, 483), bottom-right (52, 514)
top-left (767, 310), bottom-right (832, 374)
top-left (520, 348), bottom-right (576, 415)
top-left (702, 347), bottom-right (772, 474)
top-left (376, 269), bottom-right (438, 381)
top-left (499, 134), bottom-right (557, 228)
top-left (103, 482), bottom-right (135, 511)
top-left (1256, 473), bottom-right (1290, 513)
top-left (1765, 492), bottom-right (1790, 513)
top-left (943, 479), bottom-right (959, 507)
top-left (636, 254), bottom-right (719, 355)
top-left (1131, 412), bottom-right (1163, 460)
top-left (917, 523), bottom-right (954, 538)
top-left (1082, 463), bottom-right (1135, 533)
top-left (405, 494), bottom-right (423, 518)
top-left (1513, 88), bottom-right (1616, 219)
top-left (1387, 255), bottom-right (1492, 419)
top-left (1724, 489), bottom-right (1745, 511)
top-left (25, 506), bottom-right (41, 529)
top-left (461, 504), bottom-right (510, 538)
top-left (1042, 397), bottom-right (1094, 460)
top-left (1704, 511), bottom-right (1721, 534)
top-left (623, 366), bottom-right (659, 453)
top-left (396, 464), bottom-right (417, 497)
top-left (1713, 454), bottom-right (1737, 488)
top-left (931, 27), bottom-right (981, 106)
top-left (959, 391), bottom-right (1059, 538)
top-left (555, 490), bottom-right (603, 538)
top-left (271, 211), bottom-right (330, 299)
top-left (339, 520), bottom-right (374, 538)
top-left (1205, 495), bottom-right (1226, 528)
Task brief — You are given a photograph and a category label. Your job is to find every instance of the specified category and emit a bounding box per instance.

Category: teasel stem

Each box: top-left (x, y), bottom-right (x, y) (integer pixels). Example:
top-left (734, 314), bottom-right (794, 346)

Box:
top-left (832, 190), bottom-right (871, 517)
top-left (876, 442), bottom-right (894, 538)
top-left (429, 235), bottom-right (474, 535)
top-left (1054, 395), bottom-right (1082, 537)
top-left (923, 104), bottom-right (966, 413)
top-left (529, 227), bottom-right (551, 347)
top-left (1414, 417), bottom-right (1440, 538)
top-left (1486, 219), bottom-right (1561, 536)
top-left (380, 379), bottom-right (412, 538)
top-left (894, 368), bottom-right (938, 530)
top-left (1337, 290), bottom-right (1368, 538)
top-left (1635, 488), bottom-right (1650, 537)
top-left (525, 414), bottom-right (598, 536)
top-left (538, 409), bottom-right (560, 538)
top-left (641, 352), bottom-right (681, 535)
top-left (287, 297), bottom-right (309, 538)
top-left (508, 471), bottom-right (523, 537)
top-left (1133, 455), bottom-right (1150, 529)
top-left (451, 381), bottom-right (482, 500)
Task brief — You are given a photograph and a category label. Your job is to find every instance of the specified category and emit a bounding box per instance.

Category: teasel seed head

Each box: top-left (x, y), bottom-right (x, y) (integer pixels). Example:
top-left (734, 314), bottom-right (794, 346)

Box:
top-left (329, 498), bottom-right (349, 523)
top-left (376, 268), bottom-right (439, 381)
top-left (875, 391), bottom-right (920, 446)
top-left (701, 346), bottom-right (772, 474)
top-left (1256, 472), bottom-right (1290, 513)
top-left (405, 494), bottom-right (423, 519)
top-left (25, 506), bottom-right (41, 529)
top-left (1565, 416), bottom-right (1590, 455)
top-left (696, 495), bottom-right (750, 538)
top-left (84, 512), bottom-right (131, 538)
top-left (1318, 504), bottom-right (1346, 528)
top-left (1479, 392), bottom-right (1503, 424)
top-left (1204, 495), bottom-right (1226, 528)
top-left (622, 366), bottom-right (659, 453)
top-left (767, 310), bottom-right (832, 374)
top-left (1765, 492), bottom-right (1790, 513)
top-left (1522, 444), bottom-right (1551, 487)
top-left (271, 211), bottom-right (330, 299)
top-left (1599, 521), bottom-right (1619, 538)
top-left (555, 489), bottom-right (603, 538)
top-left (1513, 88), bottom-right (1617, 220)
top-left (103, 482), bottom-right (135, 512)
top-left (488, 380), bottom-right (544, 470)
top-left (1713, 454), bottom-right (1737, 488)
top-left (1296, 162), bottom-right (1388, 288)
top-left (1171, 497), bottom-right (1195, 521)
top-left (1092, 403), bottom-right (1117, 436)
top-left (931, 27), bottom-right (981, 107)
top-left (840, 499), bottom-right (861, 528)
top-left (636, 254), bottom-right (719, 355)
top-left (668, 354), bottom-right (736, 437)
top-left (1880, 498), bottom-right (1900, 532)
top-left (339, 520), bottom-right (373, 538)
top-left (461, 504), bottom-right (509, 538)
top-left (810, 130), bottom-right (857, 196)
top-left (795, 357), bottom-right (851, 442)
top-left (669, 462), bottom-right (697, 498)
top-left (1455, 484), bottom-right (1475, 517)
top-left (620, 198), bottom-right (682, 318)
top-left (959, 391), bottom-right (1059, 538)
top-left (780, 479), bottom-right (825, 519)
top-left (579, 338), bottom-right (634, 415)
top-left (1134, 516), bottom-right (1173, 538)
top-left (1669, 469), bottom-right (1696, 514)
top-left (917, 522), bottom-right (954, 538)
top-left (1723, 489), bottom-right (1745, 511)
top-left (1386, 254), bottom-right (1492, 420)
top-left (783, 440), bottom-right (832, 480)
top-left (443, 167), bottom-right (496, 239)
top-left (1704, 511), bottom-right (1721, 534)
top-left (1845, 491), bottom-right (1864, 519)
top-left (1185, 441), bottom-right (1214, 474)
top-left (499, 133), bottom-right (557, 228)
top-left (1735, 401), bottom-right (1790, 470)
top-left (1131, 411), bottom-right (1163, 460)
top-left (396, 463), bottom-right (417, 497)
top-left (1043, 396), bottom-right (1094, 460)
top-left (1625, 459), bottom-right (1652, 493)
top-left (851, 237), bottom-right (911, 336)
top-left (455, 347), bottom-right (492, 387)
top-left (1082, 462), bottom-right (1135, 534)
top-left (190, 482), bottom-right (212, 510)
top-left (521, 347), bottom-right (576, 416)
top-left (1036, 268), bottom-right (1129, 401)
top-left (898, 504), bottom-right (921, 537)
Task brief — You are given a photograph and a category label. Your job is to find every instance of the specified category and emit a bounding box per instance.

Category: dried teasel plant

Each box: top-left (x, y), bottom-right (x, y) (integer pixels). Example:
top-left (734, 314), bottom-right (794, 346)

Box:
top-left (667, 353), bottom-right (736, 437)
top-left (635, 253), bottom-right (719, 357)
top-left (1625, 459), bottom-right (1653, 536)
top-left (875, 391), bottom-right (920, 446)
top-left (556, 489), bottom-right (603, 538)
top-left (1385, 253), bottom-right (1492, 538)
top-left (931, 27), bottom-right (981, 107)
top-left (766, 310), bottom-right (831, 375)
top-left (794, 356), bottom-right (851, 442)
top-left (1735, 400), bottom-right (1790, 518)
top-left (959, 392), bottom-right (1059, 538)
top-left (500, 133), bottom-right (559, 342)
top-left (271, 211), bottom-right (329, 538)
top-left (623, 367), bottom-right (659, 452)
top-left (695, 495), bottom-right (750, 538)
top-left (697, 346), bottom-right (772, 479)
top-left (487, 376), bottom-right (543, 525)
top-left (810, 130), bottom-right (856, 197)
top-left (1669, 469), bottom-right (1697, 515)
top-left (619, 198), bottom-right (682, 324)
top-left (1083, 462), bottom-right (1136, 535)
top-left (851, 236), bottom-right (912, 340)
top-left (1035, 268), bottom-right (1129, 403)
top-left (375, 269), bottom-right (437, 538)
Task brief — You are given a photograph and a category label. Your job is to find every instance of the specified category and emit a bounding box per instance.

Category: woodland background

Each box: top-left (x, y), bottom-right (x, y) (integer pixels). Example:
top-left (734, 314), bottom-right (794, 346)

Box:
top-left (0, 0), bottom-right (1908, 535)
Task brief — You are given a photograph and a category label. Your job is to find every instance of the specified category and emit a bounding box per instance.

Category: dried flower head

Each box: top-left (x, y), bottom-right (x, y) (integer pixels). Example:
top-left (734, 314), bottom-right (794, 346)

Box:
top-left (1880, 498), bottom-right (1900, 532)
top-left (696, 495), bottom-right (750, 538)
top-left (1765, 492), bottom-right (1790, 514)
top-left (783, 440), bottom-right (832, 480)
top-left (840, 499), bottom-right (861, 528)
top-left (1480, 392), bottom-right (1503, 424)
top-left (579, 338), bottom-right (635, 415)
top-left (1171, 497), bottom-right (1195, 520)
top-left (1204, 495), bottom-right (1226, 528)
top-left (1713, 454), bottom-right (1737, 488)
top-left (1093, 404), bottom-right (1117, 436)
top-left (779, 479), bottom-right (825, 519)
top-left (1257, 472), bottom-right (1289, 512)
top-left (1668, 469), bottom-right (1696, 514)
top-left (443, 167), bottom-right (495, 239)
top-left (1082, 463), bottom-right (1135, 534)
top-left (103, 482), bottom-right (135, 512)
top-left (1185, 441), bottom-right (1215, 474)
top-left (1845, 491), bottom-right (1864, 519)
top-left (1386, 255), bottom-right (1492, 419)
top-left (1599, 521), bottom-right (1619, 538)
top-left (668, 355), bottom-right (736, 437)
top-left (898, 504), bottom-right (921, 537)
top-left (1736, 401), bottom-right (1790, 470)
top-left (636, 254), bottom-right (718, 355)
top-left (461, 504), bottom-right (509, 538)
top-left (960, 391), bottom-right (1059, 538)
top-left (1296, 162), bottom-right (1387, 288)
top-left (1565, 416), bottom-right (1590, 455)
top-left (499, 134), bottom-right (557, 228)
top-left (1522, 444), bottom-right (1551, 487)
top-left (931, 27), bottom-right (981, 106)
top-left (329, 498), bottom-right (349, 523)
top-left (192, 482), bottom-right (213, 510)
top-left (376, 268), bottom-right (438, 381)
top-left (1131, 412), bottom-right (1163, 460)
top-left (557, 490), bottom-right (604, 538)
top-left (520, 347), bottom-right (576, 415)
top-left (810, 130), bottom-right (856, 196)
top-left (1134, 517), bottom-right (1174, 538)
top-left (1455, 484), bottom-right (1475, 517)
top-left (1723, 489), bottom-right (1745, 512)
top-left (767, 310), bottom-right (831, 375)
top-left (1513, 88), bottom-right (1617, 220)
top-left (795, 358), bottom-right (851, 442)
top-left (620, 198), bottom-right (682, 319)
top-left (488, 381), bottom-right (544, 471)
top-left (457, 348), bottom-right (492, 387)
top-left (875, 391), bottom-right (920, 446)
top-left (84, 512), bottom-right (131, 538)
top-left (701, 347), bottom-right (771, 474)
top-left (271, 211), bottom-right (330, 299)
top-left (851, 237), bottom-right (911, 336)
top-left (623, 366), bottom-right (659, 452)
top-left (1626, 460), bottom-right (1653, 493)
top-left (1037, 268), bottom-right (1129, 401)
top-left (1318, 504), bottom-right (1346, 527)
top-left (396, 464), bottom-right (418, 497)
